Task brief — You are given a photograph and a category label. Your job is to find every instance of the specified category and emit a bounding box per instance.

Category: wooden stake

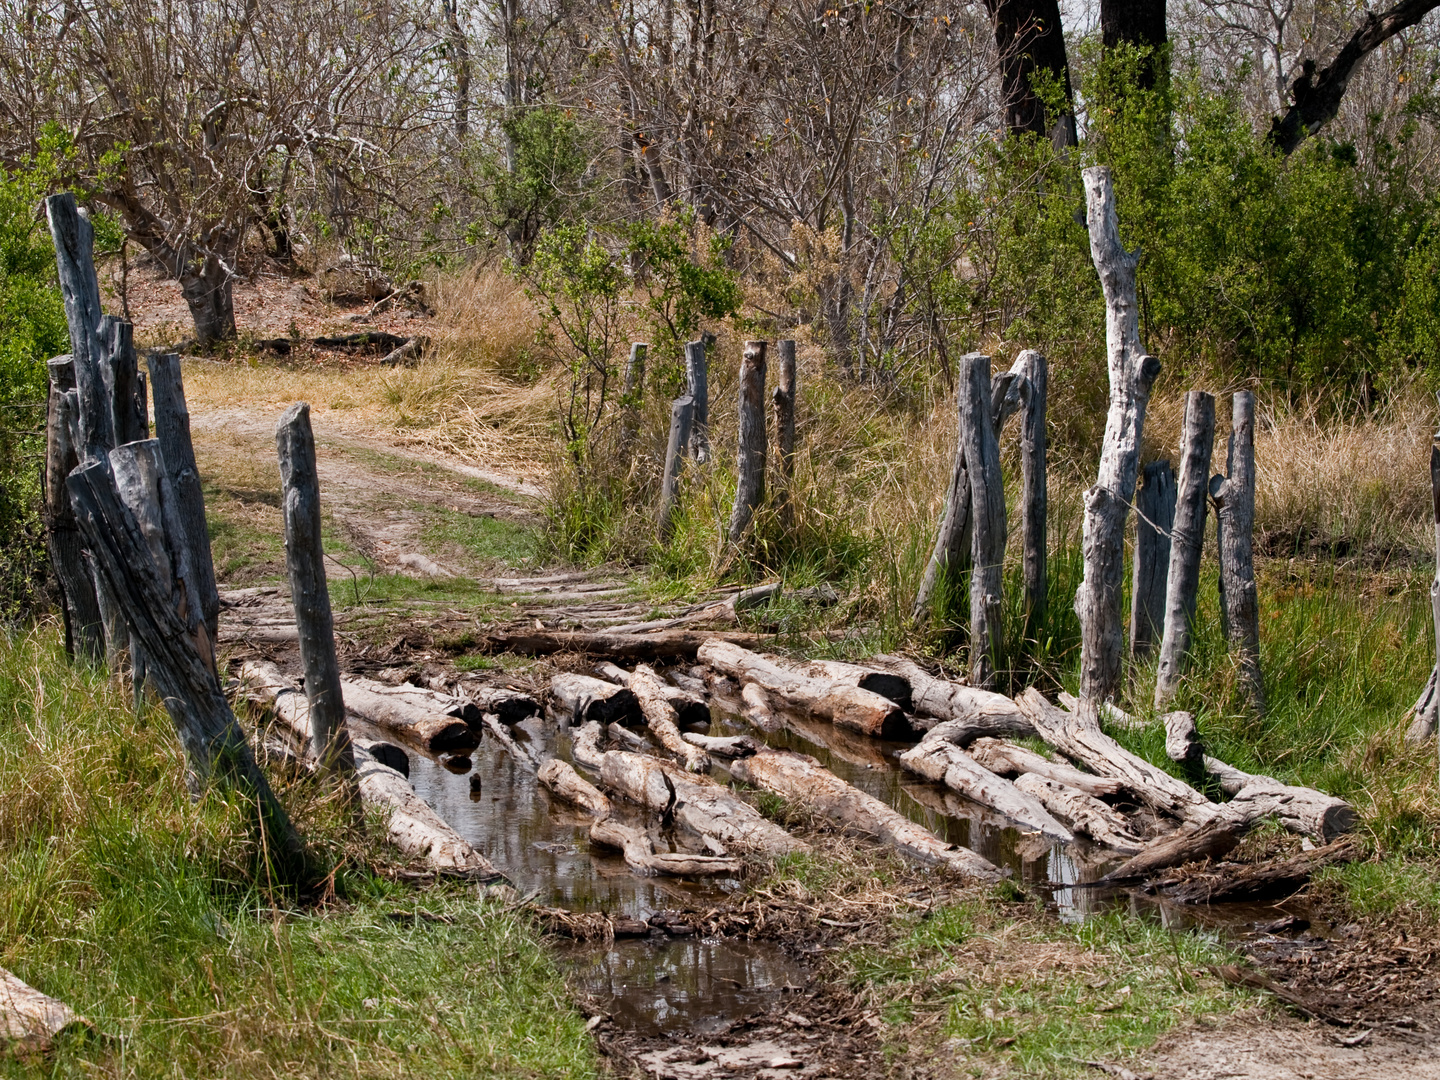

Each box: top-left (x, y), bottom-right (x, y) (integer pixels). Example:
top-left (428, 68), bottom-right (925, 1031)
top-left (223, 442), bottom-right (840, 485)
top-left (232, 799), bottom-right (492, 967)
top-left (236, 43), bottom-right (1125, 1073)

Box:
top-left (684, 339), bottom-right (710, 462)
top-left (619, 342), bottom-right (647, 453)
top-left (1211, 391), bottom-right (1264, 715)
top-left (1075, 166), bottom-right (1162, 717)
top-left (1129, 459), bottom-right (1175, 658)
top-left (1429, 427), bottom-right (1440, 780)
top-left (658, 394), bottom-right (694, 541)
top-left (277, 403), bottom-right (356, 776)
top-left (958, 353), bottom-right (1006, 687)
top-left (728, 340), bottom-right (768, 542)
top-left (1016, 349), bottom-right (1047, 637)
top-left (43, 195), bottom-right (110, 463)
top-left (45, 357), bottom-right (103, 662)
top-left (772, 338), bottom-right (797, 525)
top-left (1154, 391), bottom-right (1216, 708)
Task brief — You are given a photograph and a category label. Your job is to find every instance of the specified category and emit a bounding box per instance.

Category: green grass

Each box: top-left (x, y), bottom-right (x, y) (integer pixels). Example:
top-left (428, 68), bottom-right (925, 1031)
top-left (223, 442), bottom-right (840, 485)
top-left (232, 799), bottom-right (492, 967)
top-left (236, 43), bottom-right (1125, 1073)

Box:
top-left (421, 506), bottom-right (538, 568)
top-left (0, 622), bottom-right (596, 1080)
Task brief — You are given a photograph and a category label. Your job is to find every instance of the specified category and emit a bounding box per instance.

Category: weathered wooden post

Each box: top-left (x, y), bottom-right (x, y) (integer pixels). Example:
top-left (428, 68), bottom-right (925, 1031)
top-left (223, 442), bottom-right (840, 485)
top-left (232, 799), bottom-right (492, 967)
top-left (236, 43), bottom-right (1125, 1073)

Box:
top-left (658, 395), bottom-right (695, 541)
top-left (45, 357), bottom-right (104, 662)
top-left (148, 352), bottom-right (221, 644)
top-left (1016, 350), bottom-right (1047, 638)
top-left (959, 353), bottom-right (1006, 688)
top-left (772, 339), bottom-right (797, 526)
top-left (1211, 391), bottom-right (1265, 715)
top-left (728, 341), bottom-right (768, 543)
top-left (685, 339), bottom-right (710, 462)
top-left (277, 403), bottom-right (357, 777)
top-left (1431, 435), bottom-right (1440, 780)
top-left (1154, 391), bottom-right (1216, 708)
top-left (1075, 166), bottom-right (1162, 719)
top-left (619, 342), bottom-right (647, 454)
top-left (44, 196), bottom-right (111, 464)
top-left (102, 316), bottom-right (148, 445)
top-left (1130, 460), bottom-right (1175, 658)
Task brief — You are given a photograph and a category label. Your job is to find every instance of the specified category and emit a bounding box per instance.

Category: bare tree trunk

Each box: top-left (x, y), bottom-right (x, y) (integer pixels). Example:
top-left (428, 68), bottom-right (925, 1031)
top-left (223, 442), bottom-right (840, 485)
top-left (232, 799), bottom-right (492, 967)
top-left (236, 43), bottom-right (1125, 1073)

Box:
top-left (959, 353), bottom-right (1006, 687)
top-left (1016, 350), bottom-right (1048, 637)
top-left (177, 244), bottom-right (238, 347)
top-left (440, 0), bottom-right (473, 138)
top-left (276, 403), bottom-right (357, 778)
top-left (985, 0), bottom-right (1079, 145)
top-left (728, 340), bottom-right (767, 542)
top-left (1155, 391), bottom-right (1216, 708)
top-left (1075, 166), bottom-right (1162, 718)
top-left (684, 339), bottom-right (710, 462)
top-left (772, 339), bottom-right (797, 526)
top-left (1129, 459), bottom-right (1175, 658)
top-left (1212, 391), bottom-right (1264, 715)
top-left (658, 395), bottom-right (694, 541)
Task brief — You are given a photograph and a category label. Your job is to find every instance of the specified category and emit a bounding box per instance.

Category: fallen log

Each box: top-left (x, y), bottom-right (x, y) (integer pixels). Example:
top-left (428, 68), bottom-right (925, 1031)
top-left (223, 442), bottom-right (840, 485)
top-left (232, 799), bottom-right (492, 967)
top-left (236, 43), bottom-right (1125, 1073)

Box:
top-left (626, 664), bottom-right (710, 772)
top-left (898, 737), bottom-right (1073, 841)
top-left (868, 655), bottom-right (1033, 737)
top-left (1164, 711), bottom-right (1204, 766)
top-left (1203, 755), bottom-right (1356, 843)
top-left (594, 661), bottom-right (711, 729)
top-left (730, 748), bottom-right (1001, 879)
top-left (699, 640), bottom-right (908, 739)
top-left (1057, 691), bottom-right (1146, 732)
top-left (1161, 837), bottom-right (1362, 904)
top-left (240, 661), bottom-right (500, 878)
top-left (570, 720), bottom-right (607, 770)
top-left (1101, 816), bottom-right (1247, 882)
top-left (966, 737), bottom-right (1124, 799)
top-left (339, 677), bottom-right (477, 752)
top-left (683, 732), bottom-right (757, 758)
top-left (354, 738), bottom-right (408, 777)
top-left (538, 757), bottom-right (613, 816)
top-left (780, 712), bottom-right (893, 769)
top-left (1012, 774), bottom-right (1143, 853)
top-left (589, 818), bottom-right (742, 876)
top-left (482, 713), bottom-right (543, 770)
top-left (482, 628), bottom-right (764, 659)
top-left (608, 722), bottom-right (649, 749)
top-left (741, 681), bottom-right (782, 733)
top-left (466, 685), bottom-right (541, 725)
top-left (550, 673), bottom-right (642, 726)
top-left (804, 659), bottom-right (913, 712)
top-left (1017, 688), bottom-right (1219, 826)
top-left (0, 968), bottom-right (91, 1050)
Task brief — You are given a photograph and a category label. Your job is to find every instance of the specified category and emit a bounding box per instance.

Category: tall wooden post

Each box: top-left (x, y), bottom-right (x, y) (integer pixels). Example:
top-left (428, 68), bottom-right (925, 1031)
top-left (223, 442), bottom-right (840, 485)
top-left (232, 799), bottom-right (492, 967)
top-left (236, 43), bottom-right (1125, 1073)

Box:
top-left (772, 339), bottom-right (797, 526)
top-left (45, 356), bottom-right (104, 662)
top-left (685, 339), bottom-right (710, 463)
top-left (44, 196), bottom-right (111, 465)
top-left (276, 403), bottom-right (356, 777)
top-left (1130, 459), bottom-right (1176, 658)
top-left (619, 342), bottom-right (647, 455)
top-left (1016, 350), bottom-right (1048, 639)
top-left (728, 341), bottom-right (768, 543)
top-left (1075, 166), bottom-right (1162, 719)
top-left (1154, 391), bottom-right (1216, 708)
top-left (658, 395), bottom-right (695, 541)
top-left (1212, 391), bottom-right (1264, 715)
top-left (959, 353), bottom-right (1006, 688)
top-left (1430, 434), bottom-right (1440, 776)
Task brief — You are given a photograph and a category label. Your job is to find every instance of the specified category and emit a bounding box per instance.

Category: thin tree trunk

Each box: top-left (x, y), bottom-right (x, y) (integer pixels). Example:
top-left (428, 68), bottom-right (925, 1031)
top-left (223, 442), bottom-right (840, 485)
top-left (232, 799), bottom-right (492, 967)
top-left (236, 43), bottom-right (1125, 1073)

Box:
top-left (1155, 391), bottom-right (1216, 708)
top-left (620, 340), bottom-right (647, 454)
top-left (728, 340), bottom-right (768, 542)
top-left (1130, 459), bottom-right (1175, 658)
top-left (985, 0), bottom-right (1079, 145)
top-left (44, 196), bottom-right (110, 463)
top-left (658, 395), bottom-right (694, 541)
top-left (1075, 166), bottom-right (1162, 717)
top-left (1212, 391), bottom-right (1264, 715)
top-left (276, 403), bottom-right (357, 777)
top-left (1016, 350), bottom-right (1048, 637)
top-left (772, 339), bottom-right (797, 526)
top-left (177, 245), bottom-right (238, 347)
top-left (959, 353), bottom-right (1006, 687)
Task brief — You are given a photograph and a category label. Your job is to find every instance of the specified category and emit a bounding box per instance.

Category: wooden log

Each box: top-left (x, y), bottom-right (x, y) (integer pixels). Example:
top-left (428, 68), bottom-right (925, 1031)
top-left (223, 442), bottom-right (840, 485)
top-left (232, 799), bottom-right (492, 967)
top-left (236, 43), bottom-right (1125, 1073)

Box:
top-left (588, 818), bottom-right (742, 876)
top-left (627, 664), bottom-right (710, 771)
top-left (698, 640), bottom-right (908, 738)
top-left (345, 678), bottom-right (476, 724)
top-left (1164, 710), bottom-right (1203, 766)
top-left (239, 662), bottom-right (406, 776)
top-left (339, 677), bottom-right (477, 752)
top-left (483, 627), bottom-right (764, 660)
top-left (465, 685), bottom-right (540, 725)
top-left (1016, 350), bottom-right (1048, 636)
top-left (1130, 459), bottom-right (1175, 658)
top-left (741, 681), bottom-right (782, 732)
top-left (355, 738), bottom-right (408, 777)
top-left (147, 352), bottom-right (220, 643)
top-left (805, 660), bottom-right (912, 712)
top-left (1102, 816), bottom-right (1248, 882)
top-left (67, 460), bottom-right (309, 877)
top-left (960, 352), bottom-right (1007, 687)
top-left (482, 713), bottom-right (542, 770)
top-left (1212, 391), bottom-right (1265, 714)
top-left (728, 340), bottom-right (768, 541)
top-left (593, 661), bottom-right (711, 728)
top-left (658, 394), bottom-right (695, 540)
top-left (45, 358), bottom-right (104, 662)
top-left (44, 195), bottom-right (110, 462)
top-left (598, 749), bottom-right (805, 855)
top-left (731, 748), bottom-right (1001, 878)
top-left (1405, 665), bottom-right (1437, 743)
top-left (1162, 837), bottom-right (1361, 904)
top-left (772, 338), bottom-right (797, 526)
top-left (1016, 688), bottom-right (1219, 826)
top-left (1012, 773), bottom-right (1143, 853)
top-left (538, 758), bottom-right (612, 816)
top-left (608, 721), bottom-right (649, 749)
top-left (549, 673), bottom-right (642, 726)
top-left (683, 732), bottom-right (757, 758)
top-left (0, 967), bottom-right (91, 1050)
top-left (898, 737), bottom-right (1073, 841)
top-left (868, 655), bottom-right (1033, 737)
top-left (101, 316), bottom-right (147, 445)
top-left (966, 737), bottom-right (1124, 798)
top-left (571, 720), bottom-right (606, 771)
top-left (1202, 755), bottom-right (1356, 842)
top-left (1075, 166), bottom-right (1162, 718)
top-left (276, 403), bottom-right (355, 775)
top-left (1156, 391), bottom-right (1217, 708)
top-left (685, 339), bottom-right (710, 462)
top-left (1056, 690), bottom-right (1146, 732)
top-left (357, 749), bottom-right (502, 877)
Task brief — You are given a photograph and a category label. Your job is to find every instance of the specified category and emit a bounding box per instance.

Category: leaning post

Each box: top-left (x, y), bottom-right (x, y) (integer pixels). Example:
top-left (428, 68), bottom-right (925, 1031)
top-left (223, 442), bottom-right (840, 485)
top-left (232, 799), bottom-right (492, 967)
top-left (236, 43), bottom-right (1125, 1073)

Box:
top-left (658, 395), bottom-right (695, 541)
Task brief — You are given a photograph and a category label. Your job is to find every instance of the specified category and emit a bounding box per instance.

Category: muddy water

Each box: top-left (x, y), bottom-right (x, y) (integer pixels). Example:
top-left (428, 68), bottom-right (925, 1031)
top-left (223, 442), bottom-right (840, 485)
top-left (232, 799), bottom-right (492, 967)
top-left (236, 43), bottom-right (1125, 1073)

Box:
top-left (370, 694), bottom-right (1278, 1033)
